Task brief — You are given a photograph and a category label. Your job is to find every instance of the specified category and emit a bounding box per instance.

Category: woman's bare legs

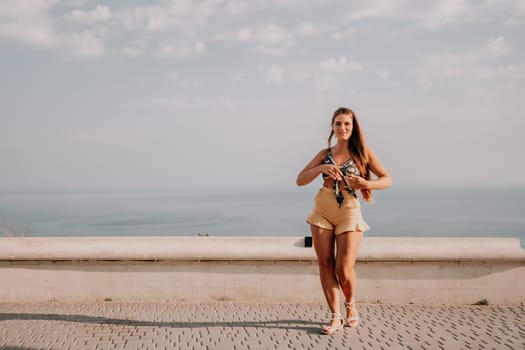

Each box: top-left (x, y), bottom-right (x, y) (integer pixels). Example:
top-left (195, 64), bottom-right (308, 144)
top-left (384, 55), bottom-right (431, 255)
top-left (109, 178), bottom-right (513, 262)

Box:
top-left (311, 225), bottom-right (340, 328)
top-left (335, 230), bottom-right (363, 326)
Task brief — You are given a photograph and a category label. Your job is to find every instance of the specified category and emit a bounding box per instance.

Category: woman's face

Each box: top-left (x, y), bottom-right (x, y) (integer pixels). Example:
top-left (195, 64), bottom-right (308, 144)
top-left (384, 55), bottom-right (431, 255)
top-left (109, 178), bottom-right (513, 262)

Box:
top-left (332, 113), bottom-right (353, 141)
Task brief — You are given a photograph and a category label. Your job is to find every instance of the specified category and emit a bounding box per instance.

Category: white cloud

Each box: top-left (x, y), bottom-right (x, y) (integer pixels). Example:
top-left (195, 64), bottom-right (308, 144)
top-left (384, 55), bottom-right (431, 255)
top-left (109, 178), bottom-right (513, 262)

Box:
top-left (377, 68), bottom-right (390, 80)
top-left (152, 95), bottom-right (238, 110)
top-left (194, 41), bottom-right (206, 54)
top-left (255, 22), bottom-right (323, 44)
top-left (122, 39), bottom-right (146, 57)
top-left (67, 30), bottom-right (105, 58)
top-left (435, 0), bottom-right (468, 16)
top-left (317, 57), bottom-right (362, 89)
top-left (496, 64), bottom-right (518, 74)
top-left (224, 23), bottom-right (298, 56)
top-left (486, 36), bottom-right (509, 56)
top-left (376, 68), bottom-right (400, 86)
top-left (167, 73), bottom-right (202, 88)
top-left (254, 45), bottom-right (287, 56)
top-left (157, 43), bottom-right (192, 58)
top-left (236, 28), bottom-right (252, 42)
top-left (0, 0), bottom-right (59, 46)
top-left (144, 7), bottom-right (174, 32)
top-left (257, 23), bottom-right (289, 44)
top-left (296, 22), bottom-right (316, 36)
top-left (418, 52), bottom-right (480, 89)
top-left (65, 5), bottom-right (112, 23)
top-left (1, 1), bottom-right (521, 68)
top-left (0, 0), bottom-right (107, 58)
top-left (265, 64), bottom-right (286, 84)
top-left (230, 71), bottom-right (250, 84)
top-left (116, 0), bottom-right (220, 33)
top-left (225, 0), bottom-right (248, 15)
top-left (347, 1), bottom-right (401, 20)
top-left (345, 0), bottom-right (520, 28)
top-left (0, 1), bottom-right (222, 60)
top-left (247, 22), bottom-right (321, 43)
top-left (156, 40), bottom-right (206, 58)
top-left (264, 56), bottom-right (362, 90)
top-left (516, 0), bottom-right (525, 15)
top-left (227, 22), bottom-right (326, 56)
top-left (465, 85), bottom-right (493, 98)
top-left (332, 27), bottom-right (354, 40)
top-left (63, 0), bottom-right (90, 6)
top-left (503, 17), bottom-right (524, 26)
top-left (418, 36), bottom-right (517, 90)
top-left (348, 61), bottom-right (363, 71)
top-left (319, 57), bottom-right (355, 73)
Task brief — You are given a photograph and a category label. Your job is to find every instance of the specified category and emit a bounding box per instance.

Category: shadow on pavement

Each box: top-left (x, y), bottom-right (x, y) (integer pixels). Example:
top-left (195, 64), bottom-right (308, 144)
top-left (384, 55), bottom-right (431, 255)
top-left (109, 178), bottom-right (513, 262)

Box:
top-left (0, 312), bottom-right (321, 334)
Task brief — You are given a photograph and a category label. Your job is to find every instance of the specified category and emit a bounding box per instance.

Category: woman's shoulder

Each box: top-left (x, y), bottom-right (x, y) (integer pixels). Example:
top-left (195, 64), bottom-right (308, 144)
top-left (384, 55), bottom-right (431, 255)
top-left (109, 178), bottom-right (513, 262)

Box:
top-left (364, 146), bottom-right (376, 158)
top-left (311, 148), bottom-right (331, 162)
top-left (314, 147), bottom-right (331, 156)
top-left (320, 147), bottom-right (332, 158)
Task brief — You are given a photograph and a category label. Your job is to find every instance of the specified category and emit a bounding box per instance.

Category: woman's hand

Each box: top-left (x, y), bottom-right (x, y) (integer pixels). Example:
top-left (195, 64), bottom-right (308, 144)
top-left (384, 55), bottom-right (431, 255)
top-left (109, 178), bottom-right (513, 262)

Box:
top-left (321, 164), bottom-right (343, 181)
top-left (345, 174), bottom-right (369, 190)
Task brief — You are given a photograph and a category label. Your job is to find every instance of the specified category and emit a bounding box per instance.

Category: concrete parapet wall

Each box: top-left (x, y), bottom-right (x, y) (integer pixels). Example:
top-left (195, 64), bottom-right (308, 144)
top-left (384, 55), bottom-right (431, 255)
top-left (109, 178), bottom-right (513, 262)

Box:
top-left (0, 237), bottom-right (524, 304)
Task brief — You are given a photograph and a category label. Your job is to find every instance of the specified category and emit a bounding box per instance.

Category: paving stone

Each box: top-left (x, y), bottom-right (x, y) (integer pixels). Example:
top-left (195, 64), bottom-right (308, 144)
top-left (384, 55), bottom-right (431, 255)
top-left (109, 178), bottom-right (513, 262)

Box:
top-left (0, 302), bottom-right (523, 350)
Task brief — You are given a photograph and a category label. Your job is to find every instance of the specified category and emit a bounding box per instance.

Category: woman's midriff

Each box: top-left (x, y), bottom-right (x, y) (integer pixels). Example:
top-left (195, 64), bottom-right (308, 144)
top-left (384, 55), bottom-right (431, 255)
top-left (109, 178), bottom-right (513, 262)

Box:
top-left (323, 178), bottom-right (349, 191)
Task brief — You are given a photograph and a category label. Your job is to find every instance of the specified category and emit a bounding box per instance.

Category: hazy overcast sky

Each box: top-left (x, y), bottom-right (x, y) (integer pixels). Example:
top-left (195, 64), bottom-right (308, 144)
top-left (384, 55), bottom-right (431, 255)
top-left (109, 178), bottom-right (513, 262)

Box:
top-left (1, 0), bottom-right (524, 191)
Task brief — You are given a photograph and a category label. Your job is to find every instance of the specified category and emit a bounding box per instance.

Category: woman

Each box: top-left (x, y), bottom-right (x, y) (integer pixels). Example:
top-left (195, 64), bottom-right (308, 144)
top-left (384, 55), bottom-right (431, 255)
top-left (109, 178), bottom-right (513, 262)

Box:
top-left (296, 107), bottom-right (392, 335)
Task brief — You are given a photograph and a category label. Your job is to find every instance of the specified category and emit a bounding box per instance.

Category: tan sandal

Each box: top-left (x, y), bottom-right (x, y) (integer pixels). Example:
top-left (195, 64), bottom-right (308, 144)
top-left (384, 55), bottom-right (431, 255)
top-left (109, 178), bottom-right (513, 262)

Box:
top-left (344, 299), bottom-right (360, 327)
top-left (321, 312), bottom-right (344, 335)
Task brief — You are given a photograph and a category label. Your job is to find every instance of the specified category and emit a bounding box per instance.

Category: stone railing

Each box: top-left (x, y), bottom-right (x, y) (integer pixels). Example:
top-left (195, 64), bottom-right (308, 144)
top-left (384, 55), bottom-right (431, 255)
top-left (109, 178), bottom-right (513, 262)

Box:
top-left (0, 237), bottom-right (523, 304)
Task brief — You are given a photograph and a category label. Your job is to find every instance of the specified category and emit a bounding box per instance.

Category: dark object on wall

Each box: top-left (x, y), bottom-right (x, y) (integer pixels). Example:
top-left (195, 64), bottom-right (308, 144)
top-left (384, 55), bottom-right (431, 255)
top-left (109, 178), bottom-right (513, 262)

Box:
top-left (304, 236), bottom-right (312, 248)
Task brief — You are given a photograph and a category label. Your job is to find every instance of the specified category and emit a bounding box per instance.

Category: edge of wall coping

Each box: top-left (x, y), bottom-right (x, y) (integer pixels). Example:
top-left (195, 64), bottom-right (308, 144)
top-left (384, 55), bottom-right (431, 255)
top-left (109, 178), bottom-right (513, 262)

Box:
top-left (0, 236), bottom-right (524, 262)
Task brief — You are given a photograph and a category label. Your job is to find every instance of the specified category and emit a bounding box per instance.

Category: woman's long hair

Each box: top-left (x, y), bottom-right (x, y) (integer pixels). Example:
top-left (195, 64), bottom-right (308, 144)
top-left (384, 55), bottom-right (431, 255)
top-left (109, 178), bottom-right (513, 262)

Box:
top-left (328, 107), bottom-right (372, 202)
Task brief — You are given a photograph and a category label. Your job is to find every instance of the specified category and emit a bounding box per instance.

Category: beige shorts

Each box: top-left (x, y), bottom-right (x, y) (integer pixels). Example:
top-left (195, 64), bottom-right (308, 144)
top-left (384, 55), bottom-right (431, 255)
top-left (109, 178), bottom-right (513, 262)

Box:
top-left (306, 187), bottom-right (370, 235)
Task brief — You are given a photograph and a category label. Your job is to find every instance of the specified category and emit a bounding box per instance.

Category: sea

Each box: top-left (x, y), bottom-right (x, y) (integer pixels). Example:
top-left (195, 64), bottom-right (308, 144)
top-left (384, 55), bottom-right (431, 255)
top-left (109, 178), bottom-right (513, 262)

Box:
top-left (1, 186), bottom-right (524, 247)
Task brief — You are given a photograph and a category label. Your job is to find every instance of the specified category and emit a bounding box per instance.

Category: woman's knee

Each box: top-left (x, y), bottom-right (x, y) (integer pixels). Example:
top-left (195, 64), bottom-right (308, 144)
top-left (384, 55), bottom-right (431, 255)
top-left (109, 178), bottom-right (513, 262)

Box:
top-left (317, 258), bottom-right (335, 273)
top-left (335, 262), bottom-right (355, 282)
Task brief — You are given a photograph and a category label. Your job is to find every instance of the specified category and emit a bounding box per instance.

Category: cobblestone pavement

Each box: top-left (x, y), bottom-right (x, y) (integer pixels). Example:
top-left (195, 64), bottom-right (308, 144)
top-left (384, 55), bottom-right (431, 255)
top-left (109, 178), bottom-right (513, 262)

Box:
top-left (0, 301), bottom-right (523, 350)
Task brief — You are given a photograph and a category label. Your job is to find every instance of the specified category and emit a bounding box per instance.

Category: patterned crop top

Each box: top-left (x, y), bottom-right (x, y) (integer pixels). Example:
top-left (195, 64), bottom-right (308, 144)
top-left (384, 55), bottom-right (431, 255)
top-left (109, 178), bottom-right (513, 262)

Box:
top-left (322, 149), bottom-right (360, 208)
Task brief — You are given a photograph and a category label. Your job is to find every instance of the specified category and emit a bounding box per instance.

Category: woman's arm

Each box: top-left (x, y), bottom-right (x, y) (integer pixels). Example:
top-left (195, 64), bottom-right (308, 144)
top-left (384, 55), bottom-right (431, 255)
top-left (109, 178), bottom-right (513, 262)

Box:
top-left (346, 147), bottom-right (392, 190)
top-left (364, 147), bottom-right (392, 190)
top-left (296, 149), bottom-right (342, 186)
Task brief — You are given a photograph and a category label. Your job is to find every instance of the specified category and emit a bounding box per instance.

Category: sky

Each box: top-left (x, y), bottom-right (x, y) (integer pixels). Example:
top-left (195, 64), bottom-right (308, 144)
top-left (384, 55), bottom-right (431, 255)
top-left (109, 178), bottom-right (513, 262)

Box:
top-left (1, 0), bottom-right (524, 191)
